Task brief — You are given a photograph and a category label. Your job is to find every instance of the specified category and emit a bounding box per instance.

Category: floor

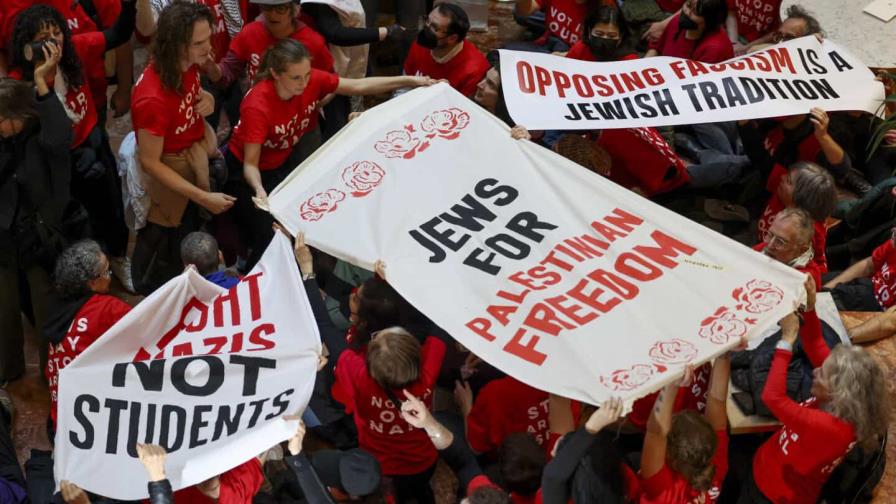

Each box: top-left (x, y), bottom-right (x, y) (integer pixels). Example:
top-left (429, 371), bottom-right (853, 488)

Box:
top-left (7, 2), bottom-right (896, 502)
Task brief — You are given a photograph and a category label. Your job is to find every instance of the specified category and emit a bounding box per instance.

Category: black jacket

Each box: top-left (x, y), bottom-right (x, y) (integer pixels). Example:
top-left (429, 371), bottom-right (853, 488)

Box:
top-left (0, 90), bottom-right (85, 269)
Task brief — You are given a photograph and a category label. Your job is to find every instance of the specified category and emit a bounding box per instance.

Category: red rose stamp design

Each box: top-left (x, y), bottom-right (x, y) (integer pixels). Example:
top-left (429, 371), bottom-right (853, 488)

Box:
top-left (600, 364), bottom-right (655, 392)
top-left (299, 189), bottom-right (346, 222)
top-left (374, 127), bottom-right (424, 159)
top-left (341, 161), bottom-right (385, 197)
top-left (698, 307), bottom-right (755, 344)
top-left (732, 279), bottom-right (784, 314)
top-left (649, 339), bottom-right (698, 365)
top-left (421, 108), bottom-right (470, 140)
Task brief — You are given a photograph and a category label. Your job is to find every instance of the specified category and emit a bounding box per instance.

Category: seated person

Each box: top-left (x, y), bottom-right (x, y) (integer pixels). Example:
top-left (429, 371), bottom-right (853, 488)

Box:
top-left (757, 161), bottom-right (835, 273)
top-left (645, 0), bottom-right (732, 63)
top-left (513, 0), bottom-right (603, 52)
top-left (403, 3), bottom-right (489, 98)
top-left (727, 0), bottom-right (784, 54)
top-left (565, 6), bottom-right (640, 62)
top-left (180, 231), bottom-right (241, 289)
top-left (825, 227), bottom-right (896, 312)
top-left (755, 207), bottom-right (822, 287)
top-left (742, 4), bottom-right (821, 53)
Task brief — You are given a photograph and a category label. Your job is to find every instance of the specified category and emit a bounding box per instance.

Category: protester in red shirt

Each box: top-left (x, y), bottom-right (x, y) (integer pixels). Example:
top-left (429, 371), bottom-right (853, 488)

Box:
top-left (744, 283), bottom-right (890, 504)
top-left (333, 326), bottom-right (446, 503)
top-left (646, 0), bottom-right (733, 63)
top-left (172, 457), bottom-right (266, 503)
top-left (404, 3), bottom-right (489, 98)
top-left (639, 340), bottom-right (737, 504)
top-left (9, 2), bottom-right (138, 287)
top-left (741, 4), bottom-right (821, 54)
top-left (598, 127), bottom-right (690, 197)
top-left (226, 39), bottom-right (434, 269)
top-left (513, 0), bottom-right (603, 51)
top-left (565, 6), bottom-right (640, 62)
top-left (130, 1), bottom-right (232, 295)
top-left (825, 227), bottom-right (896, 312)
top-left (754, 207), bottom-right (822, 288)
top-left (628, 362), bottom-right (711, 431)
top-left (43, 240), bottom-right (131, 428)
top-left (726, 0), bottom-right (782, 46)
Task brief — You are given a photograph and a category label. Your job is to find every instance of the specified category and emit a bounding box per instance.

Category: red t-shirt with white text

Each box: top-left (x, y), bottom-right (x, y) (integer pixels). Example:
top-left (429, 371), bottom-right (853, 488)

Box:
top-left (871, 240), bottom-right (896, 309)
top-left (650, 15), bottom-right (734, 63)
top-left (403, 41), bottom-right (489, 98)
top-left (466, 377), bottom-right (550, 455)
top-left (131, 62), bottom-right (206, 153)
top-left (172, 458), bottom-right (264, 503)
top-left (598, 127), bottom-right (690, 196)
top-left (728, 0), bottom-right (783, 42)
top-left (333, 337), bottom-right (447, 475)
top-left (229, 70), bottom-right (339, 169)
top-left (46, 294), bottom-right (131, 427)
top-left (229, 20), bottom-right (335, 82)
top-left (639, 430), bottom-right (729, 503)
top-left (534, 0), bottom-right (589, 46)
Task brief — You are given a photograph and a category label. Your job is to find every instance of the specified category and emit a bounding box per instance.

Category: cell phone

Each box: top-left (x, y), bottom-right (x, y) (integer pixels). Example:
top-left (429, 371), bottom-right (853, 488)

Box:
top-left (23, 39), bottom-right (54, 63)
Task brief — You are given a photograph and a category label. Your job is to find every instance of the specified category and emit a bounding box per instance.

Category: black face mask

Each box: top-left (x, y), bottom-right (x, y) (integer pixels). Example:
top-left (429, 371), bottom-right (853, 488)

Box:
top-left (587, 36), bottom-right (618, 61)
top-left (678, 13), bottom-right (699, 31)
top-left (417, 27), bottom-right (439, 49)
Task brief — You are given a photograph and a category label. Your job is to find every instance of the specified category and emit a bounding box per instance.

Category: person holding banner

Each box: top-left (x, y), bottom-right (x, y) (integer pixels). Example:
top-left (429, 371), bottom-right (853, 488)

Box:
top-left (564, 6), bottom-right (639, 62)
top-left (757, 207), bottom-right (822, 287)
top-left (226, 39), bottom-right (436, 269)
top-left (639, 343), bottom-right (736, 503)
top-left (645, 0), bottom-right (732, 63)
top-left (741, 285), bottom-right (890, 504)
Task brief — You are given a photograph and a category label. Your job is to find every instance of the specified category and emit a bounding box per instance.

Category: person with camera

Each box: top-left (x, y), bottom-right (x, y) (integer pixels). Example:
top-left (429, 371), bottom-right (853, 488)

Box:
top-left (9, 0), bottom-right (146, 292)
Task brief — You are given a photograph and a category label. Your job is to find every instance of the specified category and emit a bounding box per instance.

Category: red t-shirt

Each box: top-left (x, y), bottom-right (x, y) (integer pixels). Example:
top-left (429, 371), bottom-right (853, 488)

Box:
top-left (403, 40), bottom-right (489, 98)
top-left (728, 0), bottom-right (782, 42)
top-left (566, 41), bottom-right (640, 62)
top-left (649, 15), bottom-right (734, 63)
top-left (757, 165), bottom-right (829, 273)
top-left (229, 20), bottom-right (334, 82)
top-left (46, 294), bottom-right (131, 426)
top-left (228, 70), bottom-right (339, 169)
top-left (629, 362), bottom-right (711, 430)
top-left (598, 128), bottom-right (690, 196)
top-left (172, 458), bottom-right (264, 503)
top-left (132, 62), bottom-right (206, 153)
top-left (871, 240), bottom-right (896, 309)
top-left (639, 430), bottom-right (729, 503)
top-left (333, 337), bottom-right (447, 475)
top-left (466, 377), bottom-right (550, 455)
top-left (753, 311), bottom-right (855, 504)
top-left (534, 0), bottom-right (589, 46)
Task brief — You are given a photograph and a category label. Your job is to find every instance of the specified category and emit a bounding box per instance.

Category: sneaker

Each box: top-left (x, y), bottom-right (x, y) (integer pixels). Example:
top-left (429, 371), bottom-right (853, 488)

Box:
top-left (841, 169), bottom-right (872, 196)
top-left (110, 256), bottom-right (136, 293)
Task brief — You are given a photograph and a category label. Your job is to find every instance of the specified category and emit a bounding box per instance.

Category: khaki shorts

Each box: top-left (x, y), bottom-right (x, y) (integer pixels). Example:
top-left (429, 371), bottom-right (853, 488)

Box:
top-left (144, 152), bottom-right (198, 228)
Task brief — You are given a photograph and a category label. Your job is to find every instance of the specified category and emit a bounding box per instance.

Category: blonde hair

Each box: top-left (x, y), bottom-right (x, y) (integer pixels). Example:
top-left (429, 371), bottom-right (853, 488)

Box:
top-left (366, 327), bottom-right (421, 391)
top-left (820, 345), bottom-right (891, 450)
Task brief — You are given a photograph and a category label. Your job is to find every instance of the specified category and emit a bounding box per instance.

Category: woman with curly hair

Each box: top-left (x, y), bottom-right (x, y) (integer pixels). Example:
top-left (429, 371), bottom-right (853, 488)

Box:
top-left (43, 239), bottom-right (131, 430)
top-left (9, 1), bottom-right (141, 289)
top-left (130, 0), bottom-right (232, 295)
top-left (741, 277), bottom-right (891, 504)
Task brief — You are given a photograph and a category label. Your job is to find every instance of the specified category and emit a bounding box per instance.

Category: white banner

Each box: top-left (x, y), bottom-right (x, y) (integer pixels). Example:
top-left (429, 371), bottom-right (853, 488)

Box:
top-left (267, 83), bottom-right (805, 407)
top-left (54, 233), bottom-right (321, 500)
top-left (499, 37), bottom-right (884, 130)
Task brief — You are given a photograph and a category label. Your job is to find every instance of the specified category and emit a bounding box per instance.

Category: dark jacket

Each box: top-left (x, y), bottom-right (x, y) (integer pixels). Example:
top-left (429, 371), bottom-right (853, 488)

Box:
top-left (0, 90), bottom-right (86, 270)
top-left (148, 479), bottom-right (173, 504)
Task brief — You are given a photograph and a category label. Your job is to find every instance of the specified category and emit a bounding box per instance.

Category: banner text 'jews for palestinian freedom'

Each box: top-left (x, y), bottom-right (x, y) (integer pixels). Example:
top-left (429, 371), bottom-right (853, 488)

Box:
top-left (54, 235), bottom-right (320, 500)
top-left (267, 83), bottom-right (805, 408)
top-left (499, 36), bottom-right (883, 130)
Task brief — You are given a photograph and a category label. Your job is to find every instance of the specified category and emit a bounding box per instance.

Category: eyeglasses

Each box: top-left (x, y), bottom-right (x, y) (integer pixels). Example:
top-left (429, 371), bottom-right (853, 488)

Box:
top-left (261, 3), bottom-right (292, 14)
top-left (764, 230), bottom-right (792, 249)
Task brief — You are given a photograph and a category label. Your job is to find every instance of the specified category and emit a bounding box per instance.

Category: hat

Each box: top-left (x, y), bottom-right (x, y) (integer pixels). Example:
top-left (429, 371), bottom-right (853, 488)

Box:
top-left (311, 449), bottom-right (381, 497)
top-left (249, 0), bottom-right (295, 5)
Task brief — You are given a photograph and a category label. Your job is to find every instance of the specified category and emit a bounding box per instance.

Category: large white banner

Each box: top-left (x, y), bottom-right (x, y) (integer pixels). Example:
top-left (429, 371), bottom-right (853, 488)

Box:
top-left (55, 233), bottom-right (321, 500)
top-left (499, 36), bottom-right (884, 130)
top-left (267, 83), bottom-right (804, 406)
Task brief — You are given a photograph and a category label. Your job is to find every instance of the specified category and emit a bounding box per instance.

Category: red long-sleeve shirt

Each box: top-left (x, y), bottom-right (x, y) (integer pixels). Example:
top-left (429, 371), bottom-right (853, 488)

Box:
top-left (752, 310), bottom-right (855, 504)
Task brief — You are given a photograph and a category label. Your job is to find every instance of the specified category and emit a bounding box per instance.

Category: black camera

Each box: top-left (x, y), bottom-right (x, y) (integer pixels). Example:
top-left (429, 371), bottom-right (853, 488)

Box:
top-left (23, 39), bottom-right (56, 63)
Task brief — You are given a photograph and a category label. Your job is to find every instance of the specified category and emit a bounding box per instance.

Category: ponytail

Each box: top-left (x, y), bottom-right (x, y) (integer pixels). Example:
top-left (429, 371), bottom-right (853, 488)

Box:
top-left (254, 38), bottom-right (310, 84)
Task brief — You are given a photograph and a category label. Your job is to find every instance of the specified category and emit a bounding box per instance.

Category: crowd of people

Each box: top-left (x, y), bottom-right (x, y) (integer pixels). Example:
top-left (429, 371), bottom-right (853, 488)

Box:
top-left (0, 0), bottom-right (895, 502)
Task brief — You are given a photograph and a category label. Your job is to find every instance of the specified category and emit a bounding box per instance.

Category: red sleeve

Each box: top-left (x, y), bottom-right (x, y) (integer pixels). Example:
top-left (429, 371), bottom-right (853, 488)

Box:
top-left (310, 38), bottom-right (334, 72)
top-left (798, 309), bottom-right (828, 368)
top-left (403, 43), bottom-right (422, 76)
top-left (132, 95), bottom-right (169, 138)
top-left (236, 103), bottom-right (270, 145)
top-left (761, 348), bottom-right (838, 433)
top-left (229, 28), bottom-right (252, 62)
top-left (218, 458), bottom-right (264, 504)
top-left (622, 463), bottom-right (640, 501)
top-left (649, 20), bottom-right (671, 52)
top-left (697, 33), bottom-right (734, 63)
top-left (465, 385), bottom-right (498, 454)
top-left (95, 0), bottom-right (122, 30)
top-left (418, 336), bottom-right (446, 389)
top-left (73, 31), bottom-right (107, 65)
top-left (313, 69), bottom-right (340, 98)
top-left (711, 430), bottom-right (729, 487)
top-left (871, 241), bottom-right (891, 271)
top-left (332, 350), bottom-right (361, 413)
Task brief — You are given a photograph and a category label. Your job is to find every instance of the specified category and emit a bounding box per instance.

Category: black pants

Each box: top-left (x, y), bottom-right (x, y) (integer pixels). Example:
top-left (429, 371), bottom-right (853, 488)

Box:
top-left (202, 77), bottom-right (242, 139)
top-left (320, 96), bottom-right (349, 142)
top-left (830, 277), bottom-right (883, 312)
top-left (392, 463), bottom-right (437, 504)
top-left (131, 207), bottom-right (199, 295)
top-left (0, 403), bottom-right (25, 494)
top-left (70, 125), bottom-right (129, 258)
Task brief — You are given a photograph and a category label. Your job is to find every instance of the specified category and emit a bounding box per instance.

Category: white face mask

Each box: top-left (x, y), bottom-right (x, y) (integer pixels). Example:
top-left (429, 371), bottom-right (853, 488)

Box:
top-left (763, 243), bottom-right (814, 268)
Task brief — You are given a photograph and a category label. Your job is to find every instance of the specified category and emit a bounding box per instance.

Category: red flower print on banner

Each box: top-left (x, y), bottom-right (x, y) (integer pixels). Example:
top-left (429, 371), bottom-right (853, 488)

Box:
top-left (299, 189), bottom-right (346, 222)
top-left (374, 127), bottom-right (425, 159)
top-left (600, 364), bottom-right (655, 392)
top-left (341, 161), bottom-right (385, 197)
top-left (649, 339), bottom-right (698, 365)
top-left (732, 279), bottom-right (785, 314)
top-left (421, 108), bottom-right (470, 140)
top-left (698, 307), bottom-right (756, 344)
